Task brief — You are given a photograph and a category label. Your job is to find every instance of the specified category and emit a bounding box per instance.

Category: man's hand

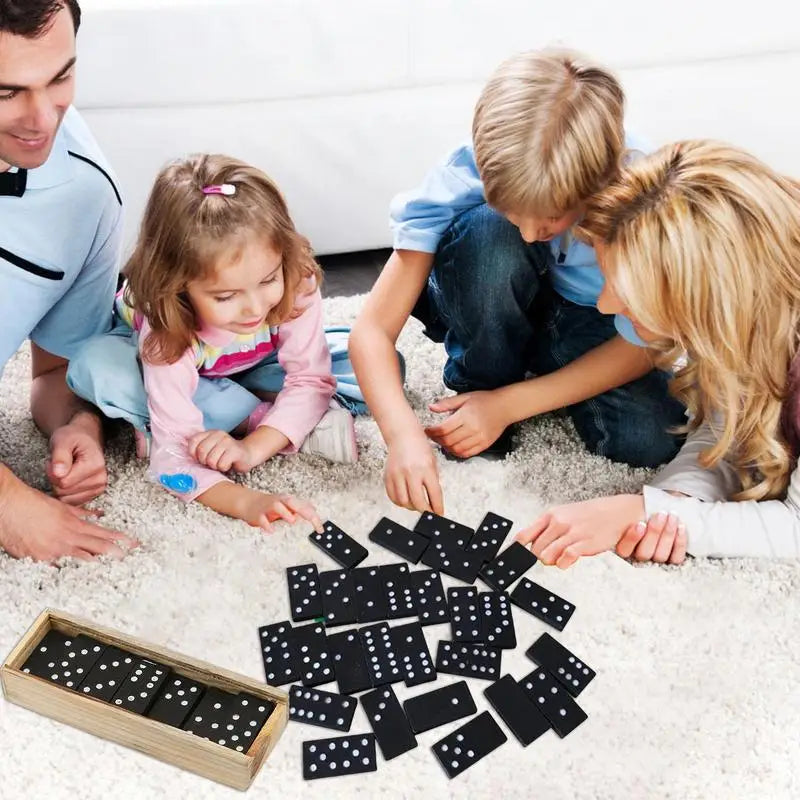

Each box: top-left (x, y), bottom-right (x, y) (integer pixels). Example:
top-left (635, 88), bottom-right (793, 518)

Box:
top-left (0, 465), bottom-right (138, 562)
top-left (47, 411), bottom-right (108, 505)
top-left (425, 391), bottom-right (510, 459)
top-left (515, 494), bottom-right (645, 569)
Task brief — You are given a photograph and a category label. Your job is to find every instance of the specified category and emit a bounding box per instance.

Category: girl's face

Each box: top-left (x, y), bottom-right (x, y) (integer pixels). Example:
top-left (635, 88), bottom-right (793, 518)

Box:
top-left (594, 240), bottom-right (659, 343)
top-left (187, 235), bottom-right (285, 334)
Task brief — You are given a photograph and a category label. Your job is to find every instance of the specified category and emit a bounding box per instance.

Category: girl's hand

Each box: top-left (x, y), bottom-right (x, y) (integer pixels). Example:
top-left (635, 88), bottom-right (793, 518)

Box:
top-left (515, 494), bottom-right (645, 569)
top-left (616, 512), bottom-right (687, 564)
top-left (188, 430), bottom-right (260, 472)
top-left (385, 433), bottom-right (444, 515)
top-left (241, 491), bottom-right (323, 533)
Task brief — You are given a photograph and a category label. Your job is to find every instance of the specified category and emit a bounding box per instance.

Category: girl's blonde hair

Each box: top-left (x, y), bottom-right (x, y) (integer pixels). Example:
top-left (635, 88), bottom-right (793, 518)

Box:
top-left (125, 153), bottom-right (322, 364)
top-left (579, 140), bottom-right (800, 501)
top-left (473, 48), bottom-right (625, 217)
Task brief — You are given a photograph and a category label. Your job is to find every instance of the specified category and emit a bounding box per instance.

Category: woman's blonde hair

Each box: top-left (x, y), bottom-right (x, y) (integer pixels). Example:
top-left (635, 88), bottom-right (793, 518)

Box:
top-left (579, 140), bottom-right (800, 500)
top-left (473, 48), bottom-right (625, 217)
top-left (125, 153), bottom-right (322, 364)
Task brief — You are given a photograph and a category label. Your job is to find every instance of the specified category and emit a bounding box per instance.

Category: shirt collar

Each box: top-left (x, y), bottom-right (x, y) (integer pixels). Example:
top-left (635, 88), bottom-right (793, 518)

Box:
top-left (196, 322), bottom-right (237, 348)
top-left (23, 123), bottom-right (74, 190)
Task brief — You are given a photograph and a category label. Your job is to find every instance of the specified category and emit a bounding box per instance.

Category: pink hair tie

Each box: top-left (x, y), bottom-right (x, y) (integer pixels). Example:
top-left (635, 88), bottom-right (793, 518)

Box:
top-left (202, 183), bottom-right (236, 196)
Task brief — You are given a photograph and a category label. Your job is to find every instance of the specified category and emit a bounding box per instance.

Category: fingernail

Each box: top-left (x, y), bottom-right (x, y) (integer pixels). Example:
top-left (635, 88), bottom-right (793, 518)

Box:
top-left (677, 523), bottom-right (686, 536)
top-left (654, 512), bottom-right (667, 523)
top-left (636, 521), bottom-right (646, 533)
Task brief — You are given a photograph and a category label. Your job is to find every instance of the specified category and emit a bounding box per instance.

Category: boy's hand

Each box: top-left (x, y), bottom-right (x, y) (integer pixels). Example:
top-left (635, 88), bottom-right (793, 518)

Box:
top-left (47, 413), bottom-right (108, 505)
top-left (617, 512), bottom-right (687, 564)
top-left (425, 391), bottom-right (509, 459)
top-left (240, 491), bottom-right (323, 533)
top-left (188, 430), bottom-right (261, 473)
top-left (515, 494), bottom-right (645, 569)
top-left (385, 433), bottom-right (444, 515)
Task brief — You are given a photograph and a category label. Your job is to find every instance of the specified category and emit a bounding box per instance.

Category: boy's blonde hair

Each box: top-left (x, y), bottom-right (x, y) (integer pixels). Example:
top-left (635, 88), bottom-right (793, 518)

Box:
top-left (473, 48), bottom-right (625, 216)
top-left (125, 153), bottom-right (322, 365)
top-left (580, 140), bottom-right (800, 501)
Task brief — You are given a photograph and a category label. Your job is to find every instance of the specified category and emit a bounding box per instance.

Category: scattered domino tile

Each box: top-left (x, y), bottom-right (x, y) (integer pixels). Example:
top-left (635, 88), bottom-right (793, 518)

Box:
top-left (431, 711), bottom-right (507, 779)
top-left (435, 641), bottom-right (501, 681)
top-left (309, 521), bottom-right (368, 570)
top-left (286, 564), bottom-right (324, 622)
top-left (409, 569), bottom-right (450, 626)
top-left (289, 685), bottom-right (357, 732)
top-left (525, 632), bottom-right (595, 697)
top-left (403, 680), bottom-right (476, 734)
top-left (519, 668), bottom-right (588, 737)
top-left (390, 621), bottom-right (436, 687)
top-left (358, 622), bottom-right (404, 687)
top-left (352, 566), bottom-right (389, 623)
top-left (414, 512), bottom-right (474, 545)
top-left (468, 512), bottom-right (512, 563)
top-left (379, 563), bottom-right (416, 620)
top-left (509, 579), bottom-right (576, 631)
top-left (258, 620), bottom-right (300, 686)
top-left (360, 685), bottom-right (417, 760)
top-left (368, 517), bottom-right (429, 564)
top-left (421, 540), bottom-right (484, 584)
top-left (478, 542), bottom-right (538, 592)
top-left (327, 629), bottom-right (372, 695)
top-left (483, 674), bottom-right (550, 746)
top-left (319, 569), bottom-right (359, 627)
top-left (478, 592), bottom-right (516, 649)
top-left (293, 623), bottom-right (335, 687)
top-left (448, 587), bottom-right (481, 643)
top-left (302, 733), bottom-right (378, 780)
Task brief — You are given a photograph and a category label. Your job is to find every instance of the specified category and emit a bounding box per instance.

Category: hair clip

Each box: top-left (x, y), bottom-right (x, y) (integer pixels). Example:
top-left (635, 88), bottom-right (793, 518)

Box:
top-left (202, 184), bottom-right (236, 196)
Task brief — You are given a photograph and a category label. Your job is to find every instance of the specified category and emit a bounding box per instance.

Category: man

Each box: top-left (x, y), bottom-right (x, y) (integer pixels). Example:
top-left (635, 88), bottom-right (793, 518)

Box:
top-left (0, 1), bottom-right (137, 560)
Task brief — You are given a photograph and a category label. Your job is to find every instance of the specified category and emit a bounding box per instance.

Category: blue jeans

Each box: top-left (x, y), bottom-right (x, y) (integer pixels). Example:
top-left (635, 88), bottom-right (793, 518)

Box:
top-left (66, 323), bottom-right (377, 433)
top-left (412, 204), bottom-right (686, 467)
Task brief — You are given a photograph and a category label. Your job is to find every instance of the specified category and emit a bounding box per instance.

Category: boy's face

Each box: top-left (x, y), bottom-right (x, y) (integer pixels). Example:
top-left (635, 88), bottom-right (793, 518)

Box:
top-left (0, 7), bottom-right (76, 170)
top-left (504, 206), bottom-right (583, 243)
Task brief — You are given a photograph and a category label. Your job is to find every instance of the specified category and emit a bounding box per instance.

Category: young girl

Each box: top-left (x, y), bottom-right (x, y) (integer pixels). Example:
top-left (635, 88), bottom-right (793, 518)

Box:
top-left (68, 154), bottom-right (360, 532)
top-left (516, 140), bottom-right (800, 565)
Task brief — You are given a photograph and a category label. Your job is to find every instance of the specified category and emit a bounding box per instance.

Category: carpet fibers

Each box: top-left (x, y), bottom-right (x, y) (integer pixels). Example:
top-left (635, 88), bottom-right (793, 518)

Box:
top-left (1, 295), bottom-right (798, 800)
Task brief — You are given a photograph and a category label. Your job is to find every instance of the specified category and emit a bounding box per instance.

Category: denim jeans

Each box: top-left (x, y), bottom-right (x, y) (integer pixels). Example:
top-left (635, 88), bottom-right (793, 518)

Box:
top-left (412, 203), bottom-right (686, 467)
top-left (66, 323), bottom-right (377, 433)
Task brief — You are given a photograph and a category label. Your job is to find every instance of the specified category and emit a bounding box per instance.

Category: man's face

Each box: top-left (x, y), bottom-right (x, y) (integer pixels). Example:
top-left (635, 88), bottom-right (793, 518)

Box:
top-left (0, 7), bottom-right (76, 170)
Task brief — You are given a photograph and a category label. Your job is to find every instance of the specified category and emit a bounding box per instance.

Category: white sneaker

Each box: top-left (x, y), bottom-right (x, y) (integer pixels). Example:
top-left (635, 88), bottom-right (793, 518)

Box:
top-left (300, 406), bottom-right (358, 464)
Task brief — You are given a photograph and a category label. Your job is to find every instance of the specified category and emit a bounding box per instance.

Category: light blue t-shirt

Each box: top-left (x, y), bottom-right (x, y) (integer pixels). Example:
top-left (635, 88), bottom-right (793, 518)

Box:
top-left (0, 106), bottom-right (122, 375)
top-left (390, 133), bottom-right (649, 345)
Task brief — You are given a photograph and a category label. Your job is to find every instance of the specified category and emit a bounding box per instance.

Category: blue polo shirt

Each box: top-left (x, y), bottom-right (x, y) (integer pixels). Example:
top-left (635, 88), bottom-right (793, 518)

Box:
top-left (0, 106), bottom-right (122, 376)
top-left (390, 133), bottom-right (649, 345)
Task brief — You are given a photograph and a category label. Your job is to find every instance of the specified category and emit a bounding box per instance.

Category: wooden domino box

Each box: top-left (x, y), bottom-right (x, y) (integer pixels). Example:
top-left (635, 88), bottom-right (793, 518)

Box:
top-left (1, 609), bottom-right (288, 791)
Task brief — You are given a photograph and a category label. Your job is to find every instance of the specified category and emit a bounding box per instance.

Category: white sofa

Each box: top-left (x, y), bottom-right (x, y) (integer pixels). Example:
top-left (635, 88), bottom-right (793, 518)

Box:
top-left (77, 0), bottom-right (800, 255)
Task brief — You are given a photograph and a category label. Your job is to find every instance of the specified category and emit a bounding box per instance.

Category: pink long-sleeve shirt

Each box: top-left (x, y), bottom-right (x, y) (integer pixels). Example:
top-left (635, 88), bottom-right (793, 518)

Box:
top-left (118, 287), bottom-right (335, 502)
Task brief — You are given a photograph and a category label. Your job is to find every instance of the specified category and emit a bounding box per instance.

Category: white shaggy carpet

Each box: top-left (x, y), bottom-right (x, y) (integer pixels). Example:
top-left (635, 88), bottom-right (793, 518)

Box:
top-left (1, 294), bottom-right (799, 800)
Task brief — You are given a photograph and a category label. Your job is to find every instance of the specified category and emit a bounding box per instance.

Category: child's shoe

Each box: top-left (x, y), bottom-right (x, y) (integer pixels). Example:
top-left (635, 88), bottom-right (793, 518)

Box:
top-left (300, 405), bottom-right (358, 464)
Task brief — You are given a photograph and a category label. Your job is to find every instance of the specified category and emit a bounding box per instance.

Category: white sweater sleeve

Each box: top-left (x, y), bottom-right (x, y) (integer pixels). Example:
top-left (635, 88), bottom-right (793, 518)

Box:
top-left (643, 424), bottom-right (800, 557)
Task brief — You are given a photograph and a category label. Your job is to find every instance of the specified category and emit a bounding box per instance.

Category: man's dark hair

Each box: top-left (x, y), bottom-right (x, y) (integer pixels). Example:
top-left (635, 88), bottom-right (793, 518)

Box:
top-left (0, 1), bottom-right (81, 37)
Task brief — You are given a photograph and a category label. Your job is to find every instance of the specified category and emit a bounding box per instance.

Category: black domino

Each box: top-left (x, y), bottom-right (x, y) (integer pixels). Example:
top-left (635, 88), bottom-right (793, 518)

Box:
top-left (519, 667), bottom-right (588, 737)
top-left (258, 620), bottom-right (300, 686)
top-left (484, 674), bottom-right (550, 746)
top-left (509, 579), bottom-right (575, 631)
top-left (447, 587), bottom-right (481, 642)
top-left (319, 569), bottom-right (359, 627)
top-left (360, 685), bottom-right (417, 760)
top-left (292, 622), bottom-right (335, 687)
top-left (403, 680), bottom-right (476, 734)
top-left (431, 711), bottom-right (507, 779)
top-left (379, 563), bottom-right (416, 620)
top-left (468, 512), bottom-right (512, 562)
top-left (309, 521), bottom-right (368, 570)
top-left (147, 674), bottom-right (205, 727)
top-left (478, 592), bottom-right (516, 649)
top-left (435, 641), bottom-right (501, 681)
top-left (302, 733), bottom-right (377, 780)
top-left (368, 517), bottom-right (428, 564)
top-left (409, 569), bottom-right (449, 626)
top-left (421, 540), bottom-right (484, 584)
top-left (358, 622), bottom-right (404, 687)
top-left (289, 684), bottom-right (357, 732)
top-left (414, 512), bottom-right (474, 546)
top-left (287, 563), bottom-right (324, 622)
top-left (390, 621), bottom-right (436, 687)
top-left (478, 542), bottom-right (537, 591)
top-left (352, 566), bottom-right (389, 624)
top-left (525, 632), bottom-right (595, 696)
top-left (327, 629), bottom-right (372, 695)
